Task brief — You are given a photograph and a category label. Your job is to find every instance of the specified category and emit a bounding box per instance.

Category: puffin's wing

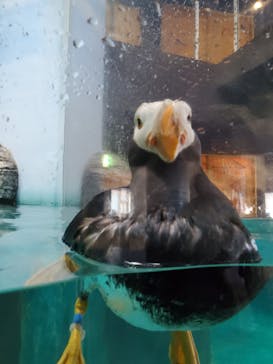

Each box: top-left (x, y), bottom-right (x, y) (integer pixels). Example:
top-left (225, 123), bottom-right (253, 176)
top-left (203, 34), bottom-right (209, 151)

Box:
top-left (63, 189), bottom-right (112, 244)
top-left (188, 170), bottom-right (261, 263)
top-left (62, 187), bottom-right (145, 265)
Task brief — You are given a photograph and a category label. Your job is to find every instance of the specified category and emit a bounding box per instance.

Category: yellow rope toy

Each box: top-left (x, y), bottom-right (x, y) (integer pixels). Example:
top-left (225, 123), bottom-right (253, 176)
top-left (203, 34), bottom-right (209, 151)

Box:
top-left (57, 293), bottom-right (88, 364)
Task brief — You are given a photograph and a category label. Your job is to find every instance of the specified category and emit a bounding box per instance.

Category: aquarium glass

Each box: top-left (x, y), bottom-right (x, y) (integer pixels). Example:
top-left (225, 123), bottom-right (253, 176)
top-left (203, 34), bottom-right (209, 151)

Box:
top-left (1, 0), bottom-right (273, 363)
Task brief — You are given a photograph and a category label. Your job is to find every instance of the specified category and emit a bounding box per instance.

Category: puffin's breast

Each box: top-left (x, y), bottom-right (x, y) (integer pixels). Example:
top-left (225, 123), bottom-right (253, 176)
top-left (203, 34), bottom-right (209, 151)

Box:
top-left (97, 265), bottom-right (270, 331)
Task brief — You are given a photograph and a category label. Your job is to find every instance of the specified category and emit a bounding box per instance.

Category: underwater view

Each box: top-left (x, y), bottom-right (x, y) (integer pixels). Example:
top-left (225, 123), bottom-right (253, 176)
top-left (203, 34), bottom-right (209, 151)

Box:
top-left (1, 206), bottom-right (273, 363)
top-left (1, 0), bottom-right (273, 363)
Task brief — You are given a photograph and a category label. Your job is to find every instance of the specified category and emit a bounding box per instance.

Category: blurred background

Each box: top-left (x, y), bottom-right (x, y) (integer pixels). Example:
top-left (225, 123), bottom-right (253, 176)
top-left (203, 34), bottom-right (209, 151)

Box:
top-left (1, 0), bottom-right (273, 217)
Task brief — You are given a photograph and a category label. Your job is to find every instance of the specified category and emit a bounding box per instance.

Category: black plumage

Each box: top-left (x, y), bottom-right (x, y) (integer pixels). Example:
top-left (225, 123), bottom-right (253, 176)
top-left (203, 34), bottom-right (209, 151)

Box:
top-left (63, 100), bottom-right (269, 330)
top-left (63, 135), bottom-right (260, 267)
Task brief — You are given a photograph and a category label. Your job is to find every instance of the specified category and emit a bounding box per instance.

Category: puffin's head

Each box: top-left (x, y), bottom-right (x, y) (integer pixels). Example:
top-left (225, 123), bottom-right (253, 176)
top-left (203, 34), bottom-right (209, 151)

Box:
top-left (133, 99), bottom-right (195, 163)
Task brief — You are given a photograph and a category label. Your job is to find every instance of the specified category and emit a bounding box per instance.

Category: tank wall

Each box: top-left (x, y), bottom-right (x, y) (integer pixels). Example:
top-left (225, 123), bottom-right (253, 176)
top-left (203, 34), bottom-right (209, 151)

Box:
top-left (0, 0), bottom-right (70, 205)
top-left (1, 0), bottom-right (105, 206)
top-left (63, 0), bottom-right (105, 206)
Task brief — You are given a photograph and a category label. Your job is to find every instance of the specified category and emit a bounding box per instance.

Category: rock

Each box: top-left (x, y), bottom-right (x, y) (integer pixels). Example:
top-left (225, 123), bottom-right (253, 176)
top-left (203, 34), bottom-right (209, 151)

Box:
top-left (0, 145), bottom-right (18, 205)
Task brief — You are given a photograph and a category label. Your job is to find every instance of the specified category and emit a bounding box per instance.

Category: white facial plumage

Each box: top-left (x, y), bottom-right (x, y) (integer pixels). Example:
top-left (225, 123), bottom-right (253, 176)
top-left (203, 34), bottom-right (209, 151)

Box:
top-left (133, 99), bottom-right (195, 162)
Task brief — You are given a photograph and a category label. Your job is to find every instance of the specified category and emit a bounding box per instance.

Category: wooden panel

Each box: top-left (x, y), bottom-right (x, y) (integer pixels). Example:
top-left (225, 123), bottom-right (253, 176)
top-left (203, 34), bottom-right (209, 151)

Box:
top-left (160, 4), bottom-right (254, 64)
top-left (161, 5), bottom-right (195, 59)
top-left (239, 15), bottom-right (254, 48)
top-left (201, 155), bottom-right (257, 217)
top-left (106, 1), bottom-right (141, 46)
top-left (200, 10), bottom-right (254, 62)
top-left (199, 9), bottom-right (234, 64)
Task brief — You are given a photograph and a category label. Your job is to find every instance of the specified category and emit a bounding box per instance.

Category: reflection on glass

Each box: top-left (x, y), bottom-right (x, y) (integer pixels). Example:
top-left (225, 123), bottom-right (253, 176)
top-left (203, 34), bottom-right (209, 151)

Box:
top-left (101, 0), bottom-right (273, 227)
top-left (110, 188), bottom-right (131, 216)
top-left (265, 192), bottom-right (273, 217)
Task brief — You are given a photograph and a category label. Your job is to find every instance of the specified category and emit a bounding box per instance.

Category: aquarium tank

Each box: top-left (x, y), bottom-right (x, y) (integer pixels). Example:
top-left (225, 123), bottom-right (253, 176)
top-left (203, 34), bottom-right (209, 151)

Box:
top-left (1, 0), bottom-right (273, 363)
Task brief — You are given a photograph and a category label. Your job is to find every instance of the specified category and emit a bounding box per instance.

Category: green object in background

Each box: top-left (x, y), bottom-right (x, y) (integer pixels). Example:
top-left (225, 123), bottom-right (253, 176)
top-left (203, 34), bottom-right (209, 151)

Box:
top-left (101, 154), bottom-right (113, 168)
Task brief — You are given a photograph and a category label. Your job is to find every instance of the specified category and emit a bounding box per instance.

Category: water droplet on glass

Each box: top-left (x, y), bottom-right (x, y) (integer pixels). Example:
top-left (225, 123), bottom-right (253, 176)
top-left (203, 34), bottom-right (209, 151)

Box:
top-left (73, 39), bottom-right (85, 48)
top-left (155, 2), bottom-right (161, 17)
top-left (102, 36), bottom-right (115, 47)
top-left (118, 5), bottom-right (126, 12)
top-left (197, 127), bottom-right (205, 134)
top-left (60, 93), bottom-right (69, 102)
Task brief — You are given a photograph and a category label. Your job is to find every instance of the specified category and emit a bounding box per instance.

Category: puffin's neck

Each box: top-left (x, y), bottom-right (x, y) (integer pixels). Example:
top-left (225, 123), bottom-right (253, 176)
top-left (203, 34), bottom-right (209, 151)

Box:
top-left (129, 135), bottom-right (201, 214)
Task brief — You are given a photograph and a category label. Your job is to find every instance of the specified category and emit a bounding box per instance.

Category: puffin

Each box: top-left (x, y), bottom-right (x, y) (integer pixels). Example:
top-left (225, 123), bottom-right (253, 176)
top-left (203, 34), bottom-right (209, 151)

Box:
top-left (63, 99), bottom-right (269, 332)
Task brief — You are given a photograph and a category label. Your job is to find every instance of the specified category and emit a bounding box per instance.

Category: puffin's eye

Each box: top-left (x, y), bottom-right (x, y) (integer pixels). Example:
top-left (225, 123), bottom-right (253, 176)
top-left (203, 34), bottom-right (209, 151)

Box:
top-left (187, 114), bottom-right (192, 122)
top-left (136, 117), bottom-right (143, 129)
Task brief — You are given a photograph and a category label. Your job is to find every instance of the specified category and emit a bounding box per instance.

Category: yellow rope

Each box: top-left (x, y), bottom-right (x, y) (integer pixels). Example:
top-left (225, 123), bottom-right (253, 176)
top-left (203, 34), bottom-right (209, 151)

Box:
top-left (57, 295), bottom-right (88, 364)
top-left (169, 331), bottom-right (200, 364)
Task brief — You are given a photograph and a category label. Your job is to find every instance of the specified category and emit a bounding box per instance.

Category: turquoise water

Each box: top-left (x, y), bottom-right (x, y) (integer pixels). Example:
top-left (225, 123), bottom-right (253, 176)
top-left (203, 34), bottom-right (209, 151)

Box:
top-left (1, 205), bottom-right (273, 363)
top-left (0, 205), bottom-right (78, 292)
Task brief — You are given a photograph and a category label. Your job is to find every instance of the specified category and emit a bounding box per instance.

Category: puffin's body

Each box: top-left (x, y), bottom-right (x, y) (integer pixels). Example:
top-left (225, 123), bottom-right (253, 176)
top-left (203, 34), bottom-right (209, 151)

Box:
top-left (63, 99), bottom-right (269, 331)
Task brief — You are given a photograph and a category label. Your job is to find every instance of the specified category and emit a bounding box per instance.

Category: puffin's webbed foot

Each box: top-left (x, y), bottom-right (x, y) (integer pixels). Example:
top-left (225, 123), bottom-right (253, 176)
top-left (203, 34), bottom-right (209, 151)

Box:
top-left (169, 331), bottom-right (200, 364)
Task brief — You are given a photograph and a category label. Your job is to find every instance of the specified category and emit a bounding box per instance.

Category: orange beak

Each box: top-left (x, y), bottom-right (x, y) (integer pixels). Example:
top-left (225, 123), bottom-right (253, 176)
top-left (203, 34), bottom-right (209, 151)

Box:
top-left (147, 104), bottom-right (185, 162)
